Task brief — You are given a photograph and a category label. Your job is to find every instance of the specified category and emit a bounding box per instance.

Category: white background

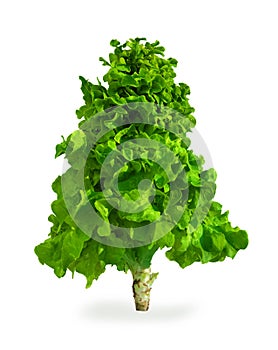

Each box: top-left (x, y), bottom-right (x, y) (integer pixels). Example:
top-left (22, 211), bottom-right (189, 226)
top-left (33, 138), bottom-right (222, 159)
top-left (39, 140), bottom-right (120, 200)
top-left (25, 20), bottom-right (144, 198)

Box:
top-left (1, 0), bottom-right (277, 349)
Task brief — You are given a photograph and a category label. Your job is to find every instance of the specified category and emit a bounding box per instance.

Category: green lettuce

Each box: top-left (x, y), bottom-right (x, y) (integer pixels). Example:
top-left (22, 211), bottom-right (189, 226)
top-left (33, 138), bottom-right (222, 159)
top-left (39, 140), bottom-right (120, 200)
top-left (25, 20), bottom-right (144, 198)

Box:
top-left (35, 38), bottom-right (248, 309)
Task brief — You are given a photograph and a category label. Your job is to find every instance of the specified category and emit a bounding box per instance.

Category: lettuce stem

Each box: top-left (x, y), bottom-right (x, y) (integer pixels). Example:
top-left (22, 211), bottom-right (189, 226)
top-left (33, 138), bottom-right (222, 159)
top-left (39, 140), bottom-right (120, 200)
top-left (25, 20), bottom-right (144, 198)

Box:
top-left (131, 267), bottom-right (158, 311)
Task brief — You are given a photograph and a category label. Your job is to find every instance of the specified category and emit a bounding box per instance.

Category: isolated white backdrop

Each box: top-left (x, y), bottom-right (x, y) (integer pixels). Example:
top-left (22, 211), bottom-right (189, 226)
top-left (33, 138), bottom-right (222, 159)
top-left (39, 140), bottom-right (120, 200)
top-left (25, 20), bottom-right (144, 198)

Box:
top-left (1, 0), bottom-right (277, 349)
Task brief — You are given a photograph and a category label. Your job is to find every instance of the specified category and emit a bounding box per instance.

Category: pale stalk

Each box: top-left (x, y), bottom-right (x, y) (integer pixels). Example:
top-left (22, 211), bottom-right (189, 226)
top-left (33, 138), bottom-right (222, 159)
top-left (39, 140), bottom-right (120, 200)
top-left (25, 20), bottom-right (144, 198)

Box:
top-left (131, 267), bottom-right (158, 311)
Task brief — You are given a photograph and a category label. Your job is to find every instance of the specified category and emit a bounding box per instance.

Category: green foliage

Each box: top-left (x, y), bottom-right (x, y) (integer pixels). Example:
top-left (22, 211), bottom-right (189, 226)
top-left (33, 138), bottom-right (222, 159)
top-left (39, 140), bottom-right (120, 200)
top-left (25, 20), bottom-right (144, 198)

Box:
top-left (35, 38), bottom-right (248, 287)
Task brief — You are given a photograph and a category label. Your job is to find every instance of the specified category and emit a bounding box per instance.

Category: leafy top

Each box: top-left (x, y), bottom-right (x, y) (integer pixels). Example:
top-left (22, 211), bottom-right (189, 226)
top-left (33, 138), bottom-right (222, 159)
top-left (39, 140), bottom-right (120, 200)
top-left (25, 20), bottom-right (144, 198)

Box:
top-left (35, 38), bottom-right (248, 288)
top-left (75, 38), bottom-right (195, 125)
